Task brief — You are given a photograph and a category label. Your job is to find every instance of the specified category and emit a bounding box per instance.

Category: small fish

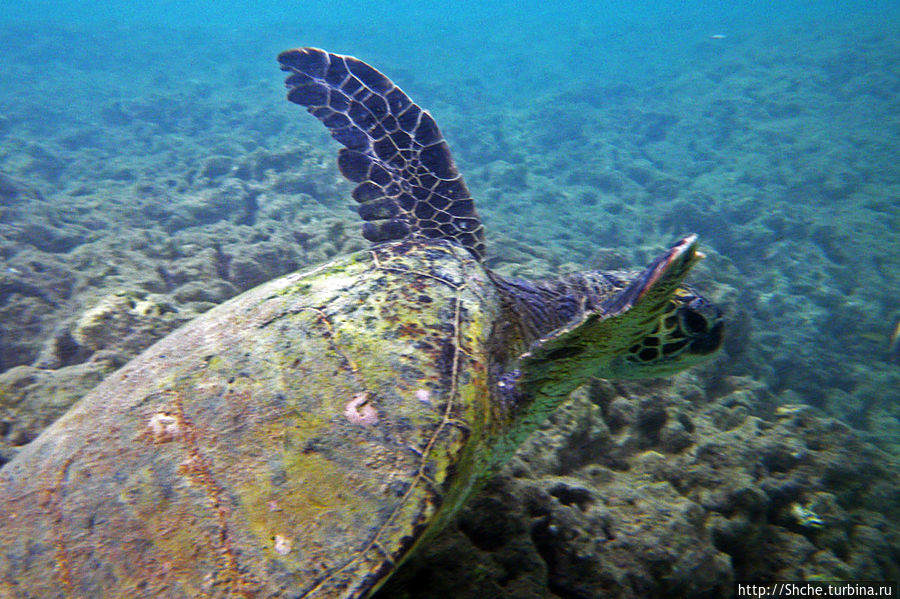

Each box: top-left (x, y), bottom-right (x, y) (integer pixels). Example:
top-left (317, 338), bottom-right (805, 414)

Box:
top-left (709, 34), bottom-right (727, 40)
top-left (889, 318), bottom-right (900, 363)
top-left (775, 404), bottom-right (810, 418)
top-left (790, 502), bottom-right (824, 529)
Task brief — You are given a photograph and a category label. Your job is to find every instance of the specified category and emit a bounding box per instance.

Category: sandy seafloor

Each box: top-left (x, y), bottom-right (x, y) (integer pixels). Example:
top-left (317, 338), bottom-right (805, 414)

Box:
top-left (1, 1), bottom-right (900, 596)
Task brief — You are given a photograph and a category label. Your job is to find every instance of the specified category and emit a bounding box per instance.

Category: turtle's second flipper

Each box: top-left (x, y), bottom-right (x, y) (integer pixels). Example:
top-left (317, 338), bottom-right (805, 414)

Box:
top-left (279, 47), bottom-right (486, 260)
top-left (519, 235), bottom-right (722, 399)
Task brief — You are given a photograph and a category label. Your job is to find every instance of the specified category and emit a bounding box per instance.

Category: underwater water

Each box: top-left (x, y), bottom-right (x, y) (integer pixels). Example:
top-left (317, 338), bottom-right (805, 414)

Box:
top-left (1, 0), bottom-right (899, 596)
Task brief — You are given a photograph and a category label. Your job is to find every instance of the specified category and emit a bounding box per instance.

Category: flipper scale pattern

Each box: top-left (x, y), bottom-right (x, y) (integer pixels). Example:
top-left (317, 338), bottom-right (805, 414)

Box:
top-left (279, 47), bottom-right (486, 260)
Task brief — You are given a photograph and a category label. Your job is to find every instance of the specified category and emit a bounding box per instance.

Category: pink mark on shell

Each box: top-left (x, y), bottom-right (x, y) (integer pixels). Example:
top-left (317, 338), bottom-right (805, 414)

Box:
top-left (344, 392), bottom-right (378, 426)
top-left (147, 411), bottom-right (180, 442)
top-left (273, 534), bottom-right (292, 555)
top-left (415, 388), bottom-right (431, 404)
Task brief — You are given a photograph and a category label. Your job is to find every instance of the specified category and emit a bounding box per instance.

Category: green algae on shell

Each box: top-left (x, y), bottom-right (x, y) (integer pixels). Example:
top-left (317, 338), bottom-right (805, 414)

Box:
top-left (0, 241), bottom-right (502, 597)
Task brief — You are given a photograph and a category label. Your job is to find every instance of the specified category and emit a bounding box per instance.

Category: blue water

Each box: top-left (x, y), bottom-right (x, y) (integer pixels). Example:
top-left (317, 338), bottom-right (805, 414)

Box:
top-left (3, 0), bottom-right (900, 426)
top-left (4, 0), bottom-right (900, 425)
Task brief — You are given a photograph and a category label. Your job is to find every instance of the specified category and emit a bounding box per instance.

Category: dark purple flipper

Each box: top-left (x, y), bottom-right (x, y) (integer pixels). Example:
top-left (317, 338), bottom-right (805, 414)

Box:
top-left (278, 47), bottom-right (486, 260)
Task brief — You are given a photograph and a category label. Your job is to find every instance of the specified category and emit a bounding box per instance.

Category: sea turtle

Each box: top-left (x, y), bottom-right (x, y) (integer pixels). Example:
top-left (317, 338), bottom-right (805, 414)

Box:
top-left (0, 48), bottom-right (723, 598)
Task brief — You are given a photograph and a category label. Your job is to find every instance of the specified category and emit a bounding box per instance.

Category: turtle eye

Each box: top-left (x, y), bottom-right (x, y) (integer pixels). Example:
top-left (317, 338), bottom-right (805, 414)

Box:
top-left (679, 308), bottom-right (709, 335)
top-left (676, 297), bottom-right (724, 355)
top-left (690, 321), bottom-right (724, 355)
top-left (665, 293), bottom-right (725, 357)
top-left (678, 296), bottom-right (722, 335)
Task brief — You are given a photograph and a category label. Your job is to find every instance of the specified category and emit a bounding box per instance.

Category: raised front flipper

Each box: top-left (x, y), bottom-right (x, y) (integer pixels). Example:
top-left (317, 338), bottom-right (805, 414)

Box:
top-left (519, 235), bottom-right (722, 400)
top-left (278, 47), bottom-right (486, 260)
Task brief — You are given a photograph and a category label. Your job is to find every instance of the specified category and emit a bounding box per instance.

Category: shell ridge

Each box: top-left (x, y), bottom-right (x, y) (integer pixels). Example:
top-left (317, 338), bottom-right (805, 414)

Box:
top-left (165, 386), bottom-right (261, 596)
top-left (50, 453), bottom-right (79, 595)
top-left (300, 246), bottom-right (470, 597)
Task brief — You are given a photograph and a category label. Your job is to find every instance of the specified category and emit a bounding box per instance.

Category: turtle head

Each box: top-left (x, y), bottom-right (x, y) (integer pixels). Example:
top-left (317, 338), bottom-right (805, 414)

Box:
top-left (617, 285), bottom-right (723, 378)
top-left (515, 236), bottom-right (723, 402)
top-left (489, 236), bottom-right (723, 469)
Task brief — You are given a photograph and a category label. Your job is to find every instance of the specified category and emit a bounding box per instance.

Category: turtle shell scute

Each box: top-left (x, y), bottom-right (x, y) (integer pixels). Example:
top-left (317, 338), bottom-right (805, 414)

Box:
top-left (0, 240), bottom-right (504, 598)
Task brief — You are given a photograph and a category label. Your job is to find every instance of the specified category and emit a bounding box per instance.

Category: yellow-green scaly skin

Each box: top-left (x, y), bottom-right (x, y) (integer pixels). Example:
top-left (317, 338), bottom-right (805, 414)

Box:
top-left (0, 240), bottom-right (504, 598)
